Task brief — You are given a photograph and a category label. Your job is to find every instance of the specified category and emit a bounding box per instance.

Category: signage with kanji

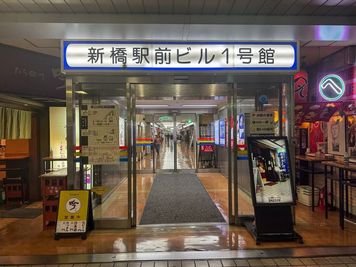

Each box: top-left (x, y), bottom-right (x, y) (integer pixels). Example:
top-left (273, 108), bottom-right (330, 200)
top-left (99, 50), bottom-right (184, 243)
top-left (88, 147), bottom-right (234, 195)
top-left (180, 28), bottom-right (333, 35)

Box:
top-left (62, 41), bottom-right (298, 72)
top-left (55, 190), bottom-right (93, 239)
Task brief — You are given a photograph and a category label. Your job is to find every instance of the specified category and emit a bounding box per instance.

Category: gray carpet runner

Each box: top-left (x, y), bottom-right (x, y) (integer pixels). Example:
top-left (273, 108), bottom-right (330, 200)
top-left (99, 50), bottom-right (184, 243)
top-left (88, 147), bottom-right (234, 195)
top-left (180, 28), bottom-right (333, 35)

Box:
top-left (140, 172), bottom-right (225, 225)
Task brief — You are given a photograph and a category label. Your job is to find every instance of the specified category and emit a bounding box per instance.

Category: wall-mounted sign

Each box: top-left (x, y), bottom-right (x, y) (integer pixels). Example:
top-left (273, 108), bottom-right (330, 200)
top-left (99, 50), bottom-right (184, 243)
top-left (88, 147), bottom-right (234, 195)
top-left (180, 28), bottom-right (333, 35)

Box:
top-left (319, 74), bottom-right (345, 101)
top-left (62, 41), bottom-right (298, 72)
top-left (250, 111), bottom-right (275, 136)
top-left (258, 95), bottom-right (268, 104)
top-left (294, 71), bottom-right (308, 103)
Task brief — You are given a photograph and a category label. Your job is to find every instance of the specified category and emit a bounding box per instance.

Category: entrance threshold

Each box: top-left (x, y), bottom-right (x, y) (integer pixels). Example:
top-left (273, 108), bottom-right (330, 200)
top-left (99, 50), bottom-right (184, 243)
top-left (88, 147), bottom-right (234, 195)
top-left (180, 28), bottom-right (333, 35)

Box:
top-left (2, 247), bottom-right (356, 265)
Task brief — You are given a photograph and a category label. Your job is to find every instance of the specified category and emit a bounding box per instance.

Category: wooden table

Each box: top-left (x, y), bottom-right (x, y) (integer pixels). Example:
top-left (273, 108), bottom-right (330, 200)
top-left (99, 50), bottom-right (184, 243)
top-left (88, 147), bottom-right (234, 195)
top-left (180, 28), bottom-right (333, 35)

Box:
top-left (295, 155), bottom-right (335, 211)
top-left (322, 161), bottom-right (356, 229)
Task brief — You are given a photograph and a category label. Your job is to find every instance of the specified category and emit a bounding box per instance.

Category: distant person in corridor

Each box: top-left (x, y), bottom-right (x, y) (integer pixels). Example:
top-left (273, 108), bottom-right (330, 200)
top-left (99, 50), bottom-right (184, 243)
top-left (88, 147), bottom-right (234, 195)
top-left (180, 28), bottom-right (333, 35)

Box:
top-left (154, 134), bottom-right (163, 155)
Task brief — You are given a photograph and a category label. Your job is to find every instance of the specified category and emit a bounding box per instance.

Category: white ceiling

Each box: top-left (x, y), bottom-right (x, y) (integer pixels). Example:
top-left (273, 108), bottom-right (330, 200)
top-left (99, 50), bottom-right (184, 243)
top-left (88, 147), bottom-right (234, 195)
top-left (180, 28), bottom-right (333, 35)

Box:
top-left (0, 0), bottom-right (355, 16)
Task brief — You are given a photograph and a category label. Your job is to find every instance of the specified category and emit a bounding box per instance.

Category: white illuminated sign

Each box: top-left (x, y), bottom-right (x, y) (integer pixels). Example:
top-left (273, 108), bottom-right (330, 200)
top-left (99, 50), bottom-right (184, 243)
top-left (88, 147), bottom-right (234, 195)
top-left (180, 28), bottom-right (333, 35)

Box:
top-left (319, 74), bottom-right (345, 101)
top-left (62, 41), bottom-right (297, 72)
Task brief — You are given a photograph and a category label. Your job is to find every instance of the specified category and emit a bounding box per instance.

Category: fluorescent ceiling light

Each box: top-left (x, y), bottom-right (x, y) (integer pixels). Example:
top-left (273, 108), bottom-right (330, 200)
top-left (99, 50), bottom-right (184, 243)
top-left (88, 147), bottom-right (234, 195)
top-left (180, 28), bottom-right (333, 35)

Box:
top-left (238, 104), bottom-right (255, 107)
top-left (136, 104), bottom-right (169, 108)
top-left (75, 90), bottom-right (88, 95)
top-left (182, 104), bottom-right (217, 108)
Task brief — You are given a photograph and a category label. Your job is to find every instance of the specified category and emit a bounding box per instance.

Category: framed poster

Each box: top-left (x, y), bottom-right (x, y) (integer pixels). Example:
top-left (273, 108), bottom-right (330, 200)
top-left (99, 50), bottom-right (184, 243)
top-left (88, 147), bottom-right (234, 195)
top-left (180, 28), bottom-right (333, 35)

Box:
top-left (327, 116), bottom-right (345, 155)
top-left (247, 136), bottom-right (295, 206)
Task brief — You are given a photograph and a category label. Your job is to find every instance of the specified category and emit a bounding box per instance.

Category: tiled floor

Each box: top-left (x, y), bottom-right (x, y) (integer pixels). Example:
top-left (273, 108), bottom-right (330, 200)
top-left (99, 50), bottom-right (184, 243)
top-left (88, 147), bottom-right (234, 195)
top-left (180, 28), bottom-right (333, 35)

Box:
top-left (4, 255), bottom-right (356, 267)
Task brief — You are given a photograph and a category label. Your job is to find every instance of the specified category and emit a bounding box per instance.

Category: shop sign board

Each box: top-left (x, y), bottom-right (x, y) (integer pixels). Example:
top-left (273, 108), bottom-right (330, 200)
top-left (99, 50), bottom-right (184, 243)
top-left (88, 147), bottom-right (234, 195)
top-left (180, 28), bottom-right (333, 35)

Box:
top-left (62, 41), bottom-right (298, 72)
top-left (247, 137), bottom-right (295, 205)
top-left (80, 104), bottom-right (120, 165)
top-left (319, 74), bottom-right (345, 101)
top-left (55, 190), bottom-right (93, 235)
top-left (250, 112), bottom-right (275, 136)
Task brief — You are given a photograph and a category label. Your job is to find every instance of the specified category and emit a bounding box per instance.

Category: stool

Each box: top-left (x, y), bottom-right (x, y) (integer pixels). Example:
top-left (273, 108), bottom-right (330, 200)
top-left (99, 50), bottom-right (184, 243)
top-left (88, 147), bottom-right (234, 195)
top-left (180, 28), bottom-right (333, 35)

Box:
top-left (4, 177), bottom-right (23, 205)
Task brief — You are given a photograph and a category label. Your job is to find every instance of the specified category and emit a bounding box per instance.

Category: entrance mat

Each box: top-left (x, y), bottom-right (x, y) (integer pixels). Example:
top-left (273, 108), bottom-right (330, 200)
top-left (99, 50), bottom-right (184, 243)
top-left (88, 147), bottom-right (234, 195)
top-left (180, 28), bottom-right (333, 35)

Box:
top-left (0, 208), bottom-right (42, 219)
top-left (140, 172), bottom-right (225, 225)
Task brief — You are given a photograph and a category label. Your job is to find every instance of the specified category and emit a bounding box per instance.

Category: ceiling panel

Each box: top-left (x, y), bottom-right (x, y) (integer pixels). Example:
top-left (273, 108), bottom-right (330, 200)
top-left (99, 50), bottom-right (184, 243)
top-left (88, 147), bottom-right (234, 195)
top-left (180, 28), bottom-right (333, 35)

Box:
top-left (0, 39), bottom-right (60, 57)
top-left (25, 38), bottom-right (60, 47)
top-left (243, 0), bottom-right (267, 15)
top-left (18, 0), bottom-right (43, 12)
top-left (0, 1), bottom-right (11, 11)
top-left (65, 0), bottom-right (86, 13)
top-left (258, 0), bottom-right (281, 15)
top-left (50, 0), bottom-right (73, 13)
top-left (112, 0), bottom-right (130, 13)
top-left (188, 0), bottom-right (204, 14)
top-left (229, 0), bottom-right (250, 15)
top-left (127, 0), bottom-right (145, 13)
top-left (80, 0), bottom-right (99, 13)
top-left (173, 0), bottom-right (189, 14)
top-left (326, 0), bottom-right (356, 15)
top-left (336, 1), bottom-right (356, 15)
top-left (304, 40), bottom-right (336, 46)
top-left (2, 0), bottom-right (28, 12)
top-left (34, 0), bottom-right (58, 12)
top-left (298, 0), bottom-right (329, 15)
top-left (143, 0), bottom-right (158, 13)
top-left (312, 0), bottom-right (343, 15)
top-left (215, 0), bottom-right (234, 15)
top-left (158, 0), bottom-right (173, 14)
top-left (96, 0), bottom-right (116, 13)
top-left (271, 0), bottom-right (295, 15)
top-left (329, 40), bottom-right (356, 46)
top-left (285, 0), bottom-right (312, 15)
top-left (202, 0), bottom-right (220, 14)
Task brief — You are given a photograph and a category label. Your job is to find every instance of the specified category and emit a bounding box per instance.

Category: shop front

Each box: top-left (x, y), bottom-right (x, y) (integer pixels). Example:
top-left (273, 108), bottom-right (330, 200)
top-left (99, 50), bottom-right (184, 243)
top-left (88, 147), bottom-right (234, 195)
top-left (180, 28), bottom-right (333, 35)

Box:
top-left (60, 40), bottom-right (297, 229)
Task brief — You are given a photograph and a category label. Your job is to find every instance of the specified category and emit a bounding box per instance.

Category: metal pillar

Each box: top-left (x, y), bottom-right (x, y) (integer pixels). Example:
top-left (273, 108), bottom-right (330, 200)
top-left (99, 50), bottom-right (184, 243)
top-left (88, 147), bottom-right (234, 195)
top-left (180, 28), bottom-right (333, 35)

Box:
top-left (232, 83), bottom-right (238, 224)
top-left (66, 77), bottom-right (76, 189)
top-left (132, 84), bottom-right (137, 227)
top-left (227, 94), bottom-right (233, 224)
top-left (195, 114), bottom-right (199, 173)
top-left (278, 84), bottom-right (283, 136)
top-left (285, 79), bottom-right (296, 223)
top-left (173, 112), bottom-right (177, 172)
top-left (126, 83), bottom-right (133, 225)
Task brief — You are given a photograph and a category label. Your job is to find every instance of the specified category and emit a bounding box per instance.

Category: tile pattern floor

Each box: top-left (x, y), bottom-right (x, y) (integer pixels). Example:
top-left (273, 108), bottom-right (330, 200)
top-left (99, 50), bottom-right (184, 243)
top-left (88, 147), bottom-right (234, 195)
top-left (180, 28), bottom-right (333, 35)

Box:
top-left (5, 255), bottom-right (356, 267)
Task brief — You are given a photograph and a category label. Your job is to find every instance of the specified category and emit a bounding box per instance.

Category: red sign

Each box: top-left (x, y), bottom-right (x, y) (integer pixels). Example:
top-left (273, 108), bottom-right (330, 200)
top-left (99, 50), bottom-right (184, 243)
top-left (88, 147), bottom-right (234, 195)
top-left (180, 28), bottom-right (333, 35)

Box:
top-left (294, 71), bottom-right (309, 103)
top-left (200, 145), bottom-right (214, 153)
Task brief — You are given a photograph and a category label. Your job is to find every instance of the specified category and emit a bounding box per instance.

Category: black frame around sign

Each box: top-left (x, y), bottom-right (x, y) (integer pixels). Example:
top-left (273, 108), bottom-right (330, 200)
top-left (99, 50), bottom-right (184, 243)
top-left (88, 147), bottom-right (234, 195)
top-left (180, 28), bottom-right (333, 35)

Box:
top-left (247, 136), bottom-right (296, 207)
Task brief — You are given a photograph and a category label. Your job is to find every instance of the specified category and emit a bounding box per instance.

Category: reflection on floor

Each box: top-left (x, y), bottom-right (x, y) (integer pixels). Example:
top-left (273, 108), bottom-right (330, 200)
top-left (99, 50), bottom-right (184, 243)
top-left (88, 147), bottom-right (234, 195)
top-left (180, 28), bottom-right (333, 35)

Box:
top-left (1, 142), bottom-right (356, 255)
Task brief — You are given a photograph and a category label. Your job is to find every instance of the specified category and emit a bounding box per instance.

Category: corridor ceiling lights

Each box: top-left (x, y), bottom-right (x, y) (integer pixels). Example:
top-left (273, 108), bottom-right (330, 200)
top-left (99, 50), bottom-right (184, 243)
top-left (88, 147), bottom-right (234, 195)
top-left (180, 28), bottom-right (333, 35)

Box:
top-left (182, 105), bottom-right (217, 108)
top-left (136, 105), bottom-right (169, 108)
top-left (75, 90), bottom-right (88, 95)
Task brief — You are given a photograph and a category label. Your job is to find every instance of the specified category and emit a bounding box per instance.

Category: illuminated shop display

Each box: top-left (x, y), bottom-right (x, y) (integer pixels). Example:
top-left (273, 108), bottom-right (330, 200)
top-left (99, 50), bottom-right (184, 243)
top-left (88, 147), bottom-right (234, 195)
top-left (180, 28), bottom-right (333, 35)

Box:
top-left (248, 137), bottom-right (294, 205)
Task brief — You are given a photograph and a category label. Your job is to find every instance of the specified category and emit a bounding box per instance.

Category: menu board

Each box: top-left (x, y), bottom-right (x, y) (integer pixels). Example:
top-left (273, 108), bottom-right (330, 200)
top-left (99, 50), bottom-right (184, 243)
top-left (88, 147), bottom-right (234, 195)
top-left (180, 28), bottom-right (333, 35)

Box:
top-left (247, 137), bottom-right (294, 205)
top-left (214, 120), bottom-right (219, 145)
top-left (250, 111), bottom-right (275, 136)
top-left (81, 104), bottom-right (120, 165)
top-left (55, 190), bottom-right (91, 234)
top-left (219, 119), bottom-right (225, 146)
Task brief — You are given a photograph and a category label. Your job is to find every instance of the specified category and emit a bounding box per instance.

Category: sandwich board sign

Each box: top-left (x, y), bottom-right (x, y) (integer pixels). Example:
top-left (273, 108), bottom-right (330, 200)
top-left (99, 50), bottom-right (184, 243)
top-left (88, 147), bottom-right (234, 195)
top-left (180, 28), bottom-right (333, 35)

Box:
top-left (55, 190), bottom-right (93, 240)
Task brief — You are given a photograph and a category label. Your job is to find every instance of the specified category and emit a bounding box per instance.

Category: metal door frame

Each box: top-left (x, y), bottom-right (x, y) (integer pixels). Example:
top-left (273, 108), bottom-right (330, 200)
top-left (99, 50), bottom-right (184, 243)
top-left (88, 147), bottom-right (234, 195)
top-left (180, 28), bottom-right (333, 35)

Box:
top-left (65, 75), bottom-right (294, 229)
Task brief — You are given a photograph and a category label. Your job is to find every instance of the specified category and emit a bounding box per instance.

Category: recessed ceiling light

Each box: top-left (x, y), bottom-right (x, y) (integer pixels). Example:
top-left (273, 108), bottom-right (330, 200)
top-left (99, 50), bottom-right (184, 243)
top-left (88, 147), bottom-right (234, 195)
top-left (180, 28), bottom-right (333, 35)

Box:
top-left (75, 90), bottom-right (88, 95)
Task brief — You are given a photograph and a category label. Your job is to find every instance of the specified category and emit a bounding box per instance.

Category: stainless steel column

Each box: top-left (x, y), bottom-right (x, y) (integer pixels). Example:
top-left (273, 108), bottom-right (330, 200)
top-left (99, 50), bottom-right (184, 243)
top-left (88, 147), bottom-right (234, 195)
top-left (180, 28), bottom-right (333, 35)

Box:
top-left (232, 83), bottom-right (238, 224)
top-left (132, 84), bottom-right (137, 227)
top-left (173, 112), bottom-right (177, 172)
top-left (126, 83), bottom-right (132, 225)
top-left (286, 78), bottom-right (296, 223)
top-left (195, 113), bottom-right (199, 173)
top-left (227, 94), bottom-right (233, 224)
top-left (278, 84), bottom-right (283, 136)
top-left (66, 77), bottom-right (76, 189)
